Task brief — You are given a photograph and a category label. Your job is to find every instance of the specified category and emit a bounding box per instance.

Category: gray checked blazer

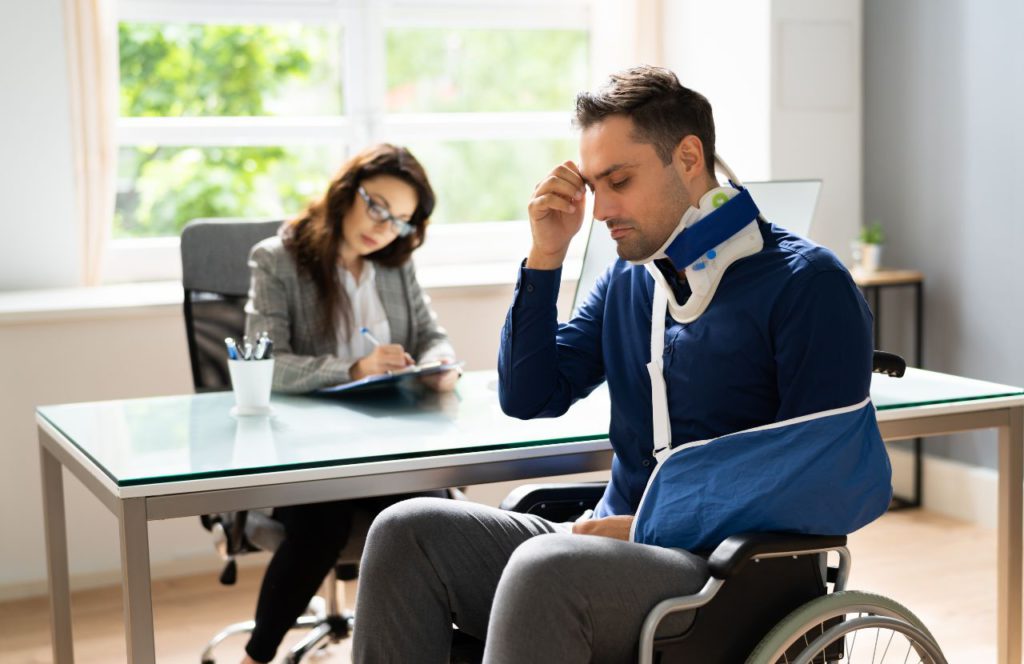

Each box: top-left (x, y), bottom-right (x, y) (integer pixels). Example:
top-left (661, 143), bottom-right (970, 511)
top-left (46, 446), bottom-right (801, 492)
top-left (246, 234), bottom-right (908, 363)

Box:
top-left (244, 236), bottom-right (454, 394)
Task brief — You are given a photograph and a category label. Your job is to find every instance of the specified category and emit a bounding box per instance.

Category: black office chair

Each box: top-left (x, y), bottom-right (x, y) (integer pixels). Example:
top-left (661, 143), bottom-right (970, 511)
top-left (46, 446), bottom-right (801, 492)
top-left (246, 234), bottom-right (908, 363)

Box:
top-left (181, 218), bottom-right (359, 664)
top-left (453, 350), bottom-right (945, 663)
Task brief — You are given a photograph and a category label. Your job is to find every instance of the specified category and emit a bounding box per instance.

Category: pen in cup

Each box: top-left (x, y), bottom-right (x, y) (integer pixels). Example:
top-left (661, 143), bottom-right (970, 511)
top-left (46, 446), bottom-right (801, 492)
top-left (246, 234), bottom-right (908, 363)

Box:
top-left (254, 331), bottom-right (273, 360)
top-left (225, 335), bottom-right (272, 361)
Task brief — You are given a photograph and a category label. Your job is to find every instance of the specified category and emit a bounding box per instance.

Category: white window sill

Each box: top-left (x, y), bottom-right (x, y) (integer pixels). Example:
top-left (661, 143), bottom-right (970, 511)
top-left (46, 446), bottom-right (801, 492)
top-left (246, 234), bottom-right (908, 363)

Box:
top-left (0, 282), bottom-right (184, 325)
top-left (0, 261), bottom-right (582, 325)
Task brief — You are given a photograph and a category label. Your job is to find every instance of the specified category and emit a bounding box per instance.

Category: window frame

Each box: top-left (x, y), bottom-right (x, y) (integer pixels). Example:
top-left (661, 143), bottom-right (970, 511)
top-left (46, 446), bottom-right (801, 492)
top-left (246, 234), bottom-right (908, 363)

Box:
top-left (108, 0), bottom-right (594, 284)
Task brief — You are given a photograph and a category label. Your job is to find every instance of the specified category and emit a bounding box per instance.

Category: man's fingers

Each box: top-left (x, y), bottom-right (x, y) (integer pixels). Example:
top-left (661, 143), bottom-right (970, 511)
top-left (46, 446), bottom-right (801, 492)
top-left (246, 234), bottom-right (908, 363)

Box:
top-left (552, 161), bottom-right (585, 190)
top-left (535, 173), bottom-right (584, 202)
top-left (534, 161), bottom-right (584, 194)
top-left (530, 193), bottom-right (577, 216)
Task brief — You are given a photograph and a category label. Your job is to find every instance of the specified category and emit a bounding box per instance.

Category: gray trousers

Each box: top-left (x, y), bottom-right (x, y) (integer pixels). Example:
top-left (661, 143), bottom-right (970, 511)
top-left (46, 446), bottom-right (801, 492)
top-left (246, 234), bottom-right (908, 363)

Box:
top-left (351, 497), bottom-right (709, 664)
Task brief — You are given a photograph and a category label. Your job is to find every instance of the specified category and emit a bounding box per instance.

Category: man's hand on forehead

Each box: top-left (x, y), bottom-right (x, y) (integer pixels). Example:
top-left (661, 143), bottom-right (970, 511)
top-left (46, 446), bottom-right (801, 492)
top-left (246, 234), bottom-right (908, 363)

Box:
top-left (535, 161), bottom-right (585, 208)
top-left (525, 161), bottom-right (588, 270)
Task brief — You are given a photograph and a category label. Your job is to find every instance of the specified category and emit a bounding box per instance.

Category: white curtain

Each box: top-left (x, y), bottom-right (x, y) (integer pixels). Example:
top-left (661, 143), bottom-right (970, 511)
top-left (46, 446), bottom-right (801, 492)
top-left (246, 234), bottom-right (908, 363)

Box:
top-left (63, 0), bottom-right (117, 286)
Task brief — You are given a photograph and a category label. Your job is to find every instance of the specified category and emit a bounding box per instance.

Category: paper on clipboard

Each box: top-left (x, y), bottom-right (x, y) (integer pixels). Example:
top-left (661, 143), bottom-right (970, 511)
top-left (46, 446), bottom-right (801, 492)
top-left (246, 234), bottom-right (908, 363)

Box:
top-left (314, 361), bottom-right (463, 396)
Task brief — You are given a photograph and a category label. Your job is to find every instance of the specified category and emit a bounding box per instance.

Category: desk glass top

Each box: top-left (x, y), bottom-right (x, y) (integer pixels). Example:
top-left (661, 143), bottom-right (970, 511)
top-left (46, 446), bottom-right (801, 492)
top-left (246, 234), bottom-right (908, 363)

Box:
top-left (37, 369), bottom-right (1023, 487)
top-left (37, 372), bottom-right (611, 486)
top-left (871, 368), bottom-right (1023, 410)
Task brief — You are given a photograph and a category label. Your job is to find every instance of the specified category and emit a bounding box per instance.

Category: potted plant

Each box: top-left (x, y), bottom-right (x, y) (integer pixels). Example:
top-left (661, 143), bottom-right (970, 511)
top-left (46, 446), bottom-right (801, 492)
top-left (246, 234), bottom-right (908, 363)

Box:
top-left (852, 222), bottom-right (885, 272)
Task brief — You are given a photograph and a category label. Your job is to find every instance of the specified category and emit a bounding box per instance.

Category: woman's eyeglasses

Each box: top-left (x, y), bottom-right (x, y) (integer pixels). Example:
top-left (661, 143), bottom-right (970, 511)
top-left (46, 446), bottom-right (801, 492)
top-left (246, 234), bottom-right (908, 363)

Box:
top-left (357, 186), bottom-right (415, 238)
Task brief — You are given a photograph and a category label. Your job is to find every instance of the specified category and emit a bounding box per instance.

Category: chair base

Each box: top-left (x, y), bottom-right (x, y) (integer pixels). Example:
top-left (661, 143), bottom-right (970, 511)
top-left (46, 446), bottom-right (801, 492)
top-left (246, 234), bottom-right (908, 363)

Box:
top-left (200, 596), bottom-right (354, 664)
top-left (282, 612), bottom-right (353, 664)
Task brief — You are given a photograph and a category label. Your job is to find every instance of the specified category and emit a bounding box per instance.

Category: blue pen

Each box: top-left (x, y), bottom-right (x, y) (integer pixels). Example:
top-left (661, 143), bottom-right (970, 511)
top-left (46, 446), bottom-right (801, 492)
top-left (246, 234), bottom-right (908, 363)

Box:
top-left (224, 337), bottom-right (239, 360)
top-left (360, 326), bottom-right (382, 347)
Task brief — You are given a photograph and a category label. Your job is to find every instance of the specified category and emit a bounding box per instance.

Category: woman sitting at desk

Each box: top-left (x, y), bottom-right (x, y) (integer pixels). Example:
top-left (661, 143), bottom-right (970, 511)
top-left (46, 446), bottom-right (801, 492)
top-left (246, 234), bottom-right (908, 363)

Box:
top-left (241, 143), bottom-right (458, 664)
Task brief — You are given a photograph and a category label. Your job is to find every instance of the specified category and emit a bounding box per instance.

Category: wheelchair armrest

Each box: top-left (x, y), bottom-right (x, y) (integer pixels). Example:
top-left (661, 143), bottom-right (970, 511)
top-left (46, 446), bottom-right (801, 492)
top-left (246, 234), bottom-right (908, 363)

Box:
top-left (707, 532), bottom-right (847, 580)
top-left (872, 350), bottom-right (906, 377)
top-left (499, 482), bottom-right (607, 521)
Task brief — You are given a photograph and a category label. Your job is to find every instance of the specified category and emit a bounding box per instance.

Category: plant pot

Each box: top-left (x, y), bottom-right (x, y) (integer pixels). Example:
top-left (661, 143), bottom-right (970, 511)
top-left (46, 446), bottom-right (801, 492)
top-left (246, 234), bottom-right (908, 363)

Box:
top-left (858, 243), bottom-right (882, 272)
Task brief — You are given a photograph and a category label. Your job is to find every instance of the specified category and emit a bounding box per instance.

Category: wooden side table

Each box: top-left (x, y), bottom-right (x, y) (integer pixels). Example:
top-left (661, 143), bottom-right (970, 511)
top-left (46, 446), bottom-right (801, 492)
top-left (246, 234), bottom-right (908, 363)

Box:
top-left (852, 268), bottom-right (924, 508)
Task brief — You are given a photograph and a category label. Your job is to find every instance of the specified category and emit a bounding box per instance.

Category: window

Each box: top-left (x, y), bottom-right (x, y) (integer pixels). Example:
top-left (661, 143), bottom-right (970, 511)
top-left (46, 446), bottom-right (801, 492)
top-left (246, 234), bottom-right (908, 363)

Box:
top-left (110, 0), bottom-right (594, 282)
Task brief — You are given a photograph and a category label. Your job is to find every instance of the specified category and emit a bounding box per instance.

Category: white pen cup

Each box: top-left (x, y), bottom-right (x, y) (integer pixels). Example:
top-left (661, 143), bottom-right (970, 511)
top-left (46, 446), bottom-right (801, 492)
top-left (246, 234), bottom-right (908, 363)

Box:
top-left (227, 358), bottom-right (275, 416)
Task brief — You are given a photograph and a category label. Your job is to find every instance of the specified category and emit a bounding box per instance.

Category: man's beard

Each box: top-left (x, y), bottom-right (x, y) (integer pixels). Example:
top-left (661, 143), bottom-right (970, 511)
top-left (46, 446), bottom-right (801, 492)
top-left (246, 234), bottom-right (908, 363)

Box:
top-left (614, 232), bottom-right (658, 261)
top-left (609, 218), bottom-right (674, 261)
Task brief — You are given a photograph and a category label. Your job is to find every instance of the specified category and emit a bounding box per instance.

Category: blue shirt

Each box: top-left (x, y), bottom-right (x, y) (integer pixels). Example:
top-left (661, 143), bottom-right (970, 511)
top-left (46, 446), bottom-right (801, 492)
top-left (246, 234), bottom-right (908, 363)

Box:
top-left (498, 221), bottom-right (874, 517)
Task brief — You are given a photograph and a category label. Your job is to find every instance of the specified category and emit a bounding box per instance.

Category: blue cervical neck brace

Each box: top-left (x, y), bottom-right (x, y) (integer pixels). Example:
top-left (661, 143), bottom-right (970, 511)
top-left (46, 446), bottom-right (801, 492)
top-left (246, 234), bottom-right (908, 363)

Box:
top-left (663, 185), bottom-right (761, 269)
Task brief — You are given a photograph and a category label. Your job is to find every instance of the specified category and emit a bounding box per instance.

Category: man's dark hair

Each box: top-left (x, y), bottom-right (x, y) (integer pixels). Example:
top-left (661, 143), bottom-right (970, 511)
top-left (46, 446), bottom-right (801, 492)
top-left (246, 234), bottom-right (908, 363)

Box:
top-left (575, 66), bottom-right (716, 177)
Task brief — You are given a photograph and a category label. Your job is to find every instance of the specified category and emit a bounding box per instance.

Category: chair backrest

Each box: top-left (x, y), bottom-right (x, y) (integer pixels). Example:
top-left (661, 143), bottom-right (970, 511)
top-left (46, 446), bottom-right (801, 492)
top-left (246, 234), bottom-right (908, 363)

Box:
top-left (180, 218), bottom-right (282, 391)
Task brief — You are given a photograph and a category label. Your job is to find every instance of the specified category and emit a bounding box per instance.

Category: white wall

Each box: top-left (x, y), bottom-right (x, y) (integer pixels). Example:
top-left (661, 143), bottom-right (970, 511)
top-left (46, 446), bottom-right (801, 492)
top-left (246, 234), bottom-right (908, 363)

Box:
top-left (770, 0), bottom-right (862, 260)
top-left (2, 308), bottom-right (195, 596)
top-left (0, 0), bottom-right (80, 290)
top-left (662, 0), bottom-right (772, 181)
top-left (663, 0), bottom-right (863, 261)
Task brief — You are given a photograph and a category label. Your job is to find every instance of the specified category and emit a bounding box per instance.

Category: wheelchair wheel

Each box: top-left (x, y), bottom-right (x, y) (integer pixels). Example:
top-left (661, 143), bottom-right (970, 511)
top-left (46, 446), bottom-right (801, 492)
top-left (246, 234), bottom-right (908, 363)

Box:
top-left (746, 590), bottom-right (947, 664)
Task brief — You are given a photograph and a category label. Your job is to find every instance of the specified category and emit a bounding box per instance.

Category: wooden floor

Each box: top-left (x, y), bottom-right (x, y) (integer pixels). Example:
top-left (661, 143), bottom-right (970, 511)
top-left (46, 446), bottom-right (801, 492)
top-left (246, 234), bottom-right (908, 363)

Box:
top-left (0, 508), bottom-right (999, 663)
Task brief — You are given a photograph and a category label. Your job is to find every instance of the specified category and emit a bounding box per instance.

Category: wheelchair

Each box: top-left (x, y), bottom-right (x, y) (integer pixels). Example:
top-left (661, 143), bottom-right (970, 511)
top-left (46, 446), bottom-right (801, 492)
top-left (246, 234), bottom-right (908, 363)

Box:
top-left (484, 485), bottom-right (947, 664)
top-left (451, 351), bottom-right (946, 664)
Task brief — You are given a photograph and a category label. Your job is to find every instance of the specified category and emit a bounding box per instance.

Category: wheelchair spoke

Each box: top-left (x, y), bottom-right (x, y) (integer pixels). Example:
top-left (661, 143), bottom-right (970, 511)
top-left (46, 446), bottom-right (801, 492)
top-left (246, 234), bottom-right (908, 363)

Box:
top-left (792, 619), bottom-right (937, 664)
top-left (880, 628), bottom-right (896, 661)
top-left (848, 613), bottom-right (861, 654)
top-left (751, 593), bottom-right (945, 664)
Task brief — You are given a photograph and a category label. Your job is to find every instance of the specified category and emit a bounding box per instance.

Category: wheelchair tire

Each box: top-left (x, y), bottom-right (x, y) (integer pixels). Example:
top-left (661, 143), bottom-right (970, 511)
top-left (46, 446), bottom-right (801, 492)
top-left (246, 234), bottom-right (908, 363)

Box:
top-left (745, 590), bottom-right (947, 664)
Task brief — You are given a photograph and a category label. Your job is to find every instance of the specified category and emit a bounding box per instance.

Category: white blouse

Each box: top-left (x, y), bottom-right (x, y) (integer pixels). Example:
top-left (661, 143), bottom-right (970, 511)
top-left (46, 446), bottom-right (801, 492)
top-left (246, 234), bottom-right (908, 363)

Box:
top-left (336, 261), bottom-right (391, 362)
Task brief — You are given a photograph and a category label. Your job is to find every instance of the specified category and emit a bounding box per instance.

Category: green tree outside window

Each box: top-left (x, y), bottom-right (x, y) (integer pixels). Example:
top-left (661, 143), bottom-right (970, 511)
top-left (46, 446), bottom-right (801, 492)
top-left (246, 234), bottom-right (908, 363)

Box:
top-left (116, 22), bottom-right (588, 238)
top-left (117, 23), bottom-right (340, 238)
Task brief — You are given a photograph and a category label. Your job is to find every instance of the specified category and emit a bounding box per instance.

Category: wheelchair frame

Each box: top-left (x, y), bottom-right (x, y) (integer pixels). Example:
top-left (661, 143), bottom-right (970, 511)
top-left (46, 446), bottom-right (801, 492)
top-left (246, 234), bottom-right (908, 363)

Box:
top-left (634, 533), bottom-right (945, 664)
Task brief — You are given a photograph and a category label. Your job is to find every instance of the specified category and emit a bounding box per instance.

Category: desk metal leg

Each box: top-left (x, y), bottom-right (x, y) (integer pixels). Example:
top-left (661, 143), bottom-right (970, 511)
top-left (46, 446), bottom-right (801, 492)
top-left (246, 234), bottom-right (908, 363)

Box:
top-left (118, 497), bottom-right (156, 663)
top-left (912, 280), bottom-right (924, 507)
top-left (998, 406), bottom-right (1024, 664)
top-left (40, 441), bottom-right (74, 664)
top-left (914, 281), bottom-right (924, 367)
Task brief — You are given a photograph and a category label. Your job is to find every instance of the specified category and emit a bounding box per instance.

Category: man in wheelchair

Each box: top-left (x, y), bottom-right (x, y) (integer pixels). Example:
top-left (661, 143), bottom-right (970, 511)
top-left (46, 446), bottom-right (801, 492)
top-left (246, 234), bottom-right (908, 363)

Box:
top-left (351, 66), bottom-right (895, 663)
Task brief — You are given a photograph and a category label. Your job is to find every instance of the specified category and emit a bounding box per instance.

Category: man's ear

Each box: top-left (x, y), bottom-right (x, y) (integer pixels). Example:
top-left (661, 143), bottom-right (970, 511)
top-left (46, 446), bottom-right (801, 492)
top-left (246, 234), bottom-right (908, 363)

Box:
top-left (672, 135), bottom-right (706, 185)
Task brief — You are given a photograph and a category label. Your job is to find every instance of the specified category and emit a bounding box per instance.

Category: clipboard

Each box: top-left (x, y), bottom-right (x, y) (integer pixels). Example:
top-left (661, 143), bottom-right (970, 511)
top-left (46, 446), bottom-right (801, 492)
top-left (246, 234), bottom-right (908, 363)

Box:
top-left (314, 361), bottom-right (463, 396)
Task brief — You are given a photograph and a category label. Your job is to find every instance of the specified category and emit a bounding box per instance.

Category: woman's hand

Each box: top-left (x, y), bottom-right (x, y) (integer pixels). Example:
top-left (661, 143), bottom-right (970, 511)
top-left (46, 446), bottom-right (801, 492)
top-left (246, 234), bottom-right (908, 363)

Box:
top-left (419, 358), bottom-right (461, 392)
top-left (351, 344), bottom-right (414, 380)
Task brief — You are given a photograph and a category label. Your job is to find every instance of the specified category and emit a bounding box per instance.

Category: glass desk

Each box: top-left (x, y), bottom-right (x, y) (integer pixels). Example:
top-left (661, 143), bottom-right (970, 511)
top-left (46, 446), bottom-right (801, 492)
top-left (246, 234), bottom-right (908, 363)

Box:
top-left (37, 369), bottom-right (1024, 664)
top-left (37, 372), bottom-right (612, 494)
